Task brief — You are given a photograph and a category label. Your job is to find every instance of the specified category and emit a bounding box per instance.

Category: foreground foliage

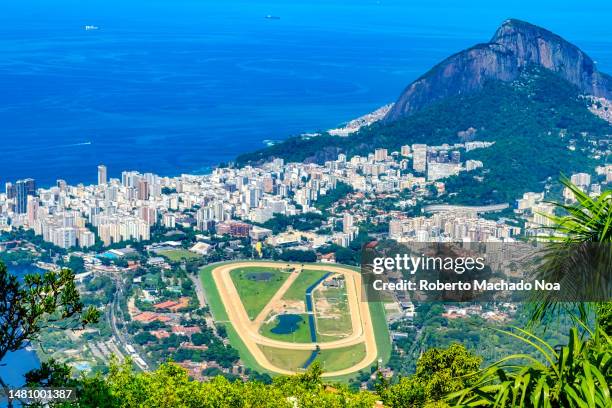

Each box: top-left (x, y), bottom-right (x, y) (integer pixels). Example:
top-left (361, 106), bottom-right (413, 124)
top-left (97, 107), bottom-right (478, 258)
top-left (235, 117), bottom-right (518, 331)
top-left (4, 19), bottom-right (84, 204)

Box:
top-left (529, 178), bottom-right (612, 328)
top-left (542, 177), bottom-right (612, 243)
top-left (377, 344), bottom-right (481, 407)
top-left (24, 361), bottom-right (380, 408)
top-left (21, 344), bottom-right (488, 407)
top-left (18, 328), bottom-right (612, 407)
top-left (0, 263), bottom-right (99, 405)
top-left (447, 326), bottom-right (611, 407)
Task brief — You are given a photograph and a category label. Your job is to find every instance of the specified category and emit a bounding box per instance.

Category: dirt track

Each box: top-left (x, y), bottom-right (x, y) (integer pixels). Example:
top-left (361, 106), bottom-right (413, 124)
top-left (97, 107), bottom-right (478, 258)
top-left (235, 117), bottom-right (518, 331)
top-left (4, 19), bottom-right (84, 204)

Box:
top-left (211, 261), bottom-right (379, 377)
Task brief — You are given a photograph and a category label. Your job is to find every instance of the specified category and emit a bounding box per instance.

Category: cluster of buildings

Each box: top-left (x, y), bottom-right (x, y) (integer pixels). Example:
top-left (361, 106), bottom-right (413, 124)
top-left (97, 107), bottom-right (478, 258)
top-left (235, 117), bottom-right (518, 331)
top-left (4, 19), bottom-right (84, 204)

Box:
top-left (441, 304), bottom-right (514, 322)
top-left (0, 141), bottom-right (489, 250)
top-left (399, 142), bottom-right (487, 181)
top-left (327, 104), bottom-right (393, 136)
top-left (324, 141), bottom-right (487, 194)
top-left (1, 138), bottom-right (607, 253)
top-left (388, 211), bottom-right (521, 242)
top-left (1, 166), bottom-right (156, 248)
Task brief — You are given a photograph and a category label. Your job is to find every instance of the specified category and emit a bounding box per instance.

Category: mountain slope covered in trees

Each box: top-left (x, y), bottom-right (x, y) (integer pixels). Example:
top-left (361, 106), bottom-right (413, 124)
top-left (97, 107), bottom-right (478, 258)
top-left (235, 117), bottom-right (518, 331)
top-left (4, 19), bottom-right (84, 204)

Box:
top-left (237, 67), bottom-right (611, 204)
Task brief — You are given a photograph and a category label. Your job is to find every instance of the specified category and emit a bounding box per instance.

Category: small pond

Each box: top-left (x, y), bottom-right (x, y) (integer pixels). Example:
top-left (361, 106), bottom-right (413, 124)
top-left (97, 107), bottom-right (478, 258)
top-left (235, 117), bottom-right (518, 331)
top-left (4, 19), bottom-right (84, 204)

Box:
top-left (270, 314), bottom-right (303, 334)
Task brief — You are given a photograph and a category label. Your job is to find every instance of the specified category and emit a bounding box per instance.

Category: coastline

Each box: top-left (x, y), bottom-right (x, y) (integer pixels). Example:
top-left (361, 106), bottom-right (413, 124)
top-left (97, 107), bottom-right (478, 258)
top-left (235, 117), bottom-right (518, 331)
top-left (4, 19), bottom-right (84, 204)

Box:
top-left (4, 102), bottom-right (390, 190)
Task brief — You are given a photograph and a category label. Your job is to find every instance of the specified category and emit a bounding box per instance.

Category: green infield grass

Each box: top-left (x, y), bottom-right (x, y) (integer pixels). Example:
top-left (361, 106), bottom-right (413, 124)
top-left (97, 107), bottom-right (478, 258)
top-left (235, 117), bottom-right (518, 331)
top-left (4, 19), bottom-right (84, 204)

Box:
top-left (281, 269), bottom-right (329, 301)
top-left (258, 346), bottom-right (313, 372)
top-left (229, 266), bottom-right (291, 319)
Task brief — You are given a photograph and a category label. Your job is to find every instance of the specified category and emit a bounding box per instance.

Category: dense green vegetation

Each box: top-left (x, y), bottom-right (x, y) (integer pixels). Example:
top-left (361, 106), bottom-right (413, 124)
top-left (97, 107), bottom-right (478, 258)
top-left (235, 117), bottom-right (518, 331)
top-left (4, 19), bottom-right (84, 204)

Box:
top-left (276, 249), bottom-right (318, 263)
top-left (18, 325), bottom-right (610, 407)
top-left (448, 326), bottom-right (611, 407)
top-left (529, 178), bottom-right (612, 326)
top-left (378, 344), bottom-right (482, 407)
top-left (260, 213), bottom-right (326, 234)
top-left (314, 181), bottom-right (354, 211)
top-left (24, 360), bottom-right (382, 407)
top-left (83, 275), bottom-right (116, 305)
top-left (237, 67), bottom-right (611, 204)
top-left (0, 247), bottom-right (39, 266)
top-left (62, 256), bottom-right (86, 274)
top-left (387, 303), bottom-right (573, 376)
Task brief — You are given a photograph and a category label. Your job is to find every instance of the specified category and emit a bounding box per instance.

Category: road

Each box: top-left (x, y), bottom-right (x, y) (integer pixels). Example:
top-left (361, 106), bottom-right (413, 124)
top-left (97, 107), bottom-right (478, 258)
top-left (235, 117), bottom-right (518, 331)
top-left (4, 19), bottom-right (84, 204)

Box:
top-left (210, 261), bottom-right (378, 377)
top-left (190, 273), bottom-right (207, 307)
top-left (107, 273), bottom-right (148, 370)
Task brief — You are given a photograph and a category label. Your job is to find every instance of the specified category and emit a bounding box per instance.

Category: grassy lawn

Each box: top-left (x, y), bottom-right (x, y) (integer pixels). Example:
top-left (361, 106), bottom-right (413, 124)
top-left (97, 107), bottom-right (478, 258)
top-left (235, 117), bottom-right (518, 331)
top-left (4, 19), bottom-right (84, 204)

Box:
top-left (230, 266), bottom-right (291, 319)
top-left (259, 342), bottom-right (367, 374)
top-left (260, 313), bottom-right (313, 343)
top-left (258, 346), bottom-right (313, 372)
top-left (282, 269), bottom-right (329, 301)
top-left (157, 249), bottom-right (200, 262)
top-left (369, 300), bottom-right (391, 367)
top-left (199, 263), bottom-right (273, 375)
top-left (314, 285), bottom-right (353, 342)
top-left (316, 342), bottom-right (367, 372)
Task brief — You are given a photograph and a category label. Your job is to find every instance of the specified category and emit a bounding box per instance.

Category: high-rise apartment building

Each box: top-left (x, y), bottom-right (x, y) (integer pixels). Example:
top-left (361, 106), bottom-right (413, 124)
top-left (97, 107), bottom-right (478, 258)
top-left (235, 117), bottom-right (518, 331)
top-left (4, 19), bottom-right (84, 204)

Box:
top-left (138, 179), bottom-right (150, 201)
top-left (15, 179), bottom-right (30, 214)
top-left (98, 165), bottom-right (107, 185)
top-left (412, 144), bottom-right (427, 173)
top-left (374, 148), bottom-right (388, 161)
top-left (5, 182), bottom-right (16, 199)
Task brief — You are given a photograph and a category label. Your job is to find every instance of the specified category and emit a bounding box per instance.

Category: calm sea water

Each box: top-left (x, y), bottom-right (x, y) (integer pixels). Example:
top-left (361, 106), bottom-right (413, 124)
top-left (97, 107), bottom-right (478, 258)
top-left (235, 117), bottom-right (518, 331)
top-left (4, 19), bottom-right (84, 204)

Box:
top-left (1, 1), bottom-right (611, 187)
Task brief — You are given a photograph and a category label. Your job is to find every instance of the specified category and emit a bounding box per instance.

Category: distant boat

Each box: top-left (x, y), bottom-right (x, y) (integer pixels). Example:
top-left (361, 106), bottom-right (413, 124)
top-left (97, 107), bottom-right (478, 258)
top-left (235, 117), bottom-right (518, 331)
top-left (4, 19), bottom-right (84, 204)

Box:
top-left (84, 25), bottom-right (99, 31)
top-left (265, 15), bottom-right (280, 20)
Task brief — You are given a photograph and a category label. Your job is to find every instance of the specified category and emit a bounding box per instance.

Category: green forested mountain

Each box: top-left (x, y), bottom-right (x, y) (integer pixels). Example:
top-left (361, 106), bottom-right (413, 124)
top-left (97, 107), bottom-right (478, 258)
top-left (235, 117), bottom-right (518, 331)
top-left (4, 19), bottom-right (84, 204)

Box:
top-left (237, 67), bottom-right (611, 204)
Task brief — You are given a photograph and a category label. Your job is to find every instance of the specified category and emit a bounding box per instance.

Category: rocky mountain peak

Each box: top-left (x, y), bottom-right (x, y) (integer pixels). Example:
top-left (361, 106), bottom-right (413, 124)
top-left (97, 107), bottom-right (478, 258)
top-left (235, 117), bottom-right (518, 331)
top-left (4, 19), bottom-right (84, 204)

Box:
top-left (385, 19), bottom-right (612, 121)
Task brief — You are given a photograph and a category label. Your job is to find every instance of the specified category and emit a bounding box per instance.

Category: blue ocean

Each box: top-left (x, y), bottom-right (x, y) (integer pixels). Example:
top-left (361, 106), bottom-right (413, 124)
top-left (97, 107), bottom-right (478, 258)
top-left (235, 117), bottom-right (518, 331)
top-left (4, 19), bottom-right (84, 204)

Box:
top-left (1, 0), bottom-right (611, 187)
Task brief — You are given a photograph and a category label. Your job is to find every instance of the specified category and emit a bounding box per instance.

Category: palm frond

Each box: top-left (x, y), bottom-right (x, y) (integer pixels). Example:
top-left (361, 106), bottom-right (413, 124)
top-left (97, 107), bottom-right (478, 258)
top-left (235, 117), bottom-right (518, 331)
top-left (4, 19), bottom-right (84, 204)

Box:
top-left (447, 327), bottom-right (611, 407)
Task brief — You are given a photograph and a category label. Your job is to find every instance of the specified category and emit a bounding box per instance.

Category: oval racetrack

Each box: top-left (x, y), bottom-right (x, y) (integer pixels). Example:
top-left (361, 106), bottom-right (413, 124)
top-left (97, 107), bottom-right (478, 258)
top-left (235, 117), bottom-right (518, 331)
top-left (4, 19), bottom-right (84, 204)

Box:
top-left (211, 261), bottom-right (379, 377)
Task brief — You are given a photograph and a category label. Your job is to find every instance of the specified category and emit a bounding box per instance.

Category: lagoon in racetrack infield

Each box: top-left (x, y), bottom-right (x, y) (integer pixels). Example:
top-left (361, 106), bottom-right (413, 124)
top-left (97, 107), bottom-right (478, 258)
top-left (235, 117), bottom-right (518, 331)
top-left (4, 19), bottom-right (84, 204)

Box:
top-left (270, 314), bottom-right (304, 335)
